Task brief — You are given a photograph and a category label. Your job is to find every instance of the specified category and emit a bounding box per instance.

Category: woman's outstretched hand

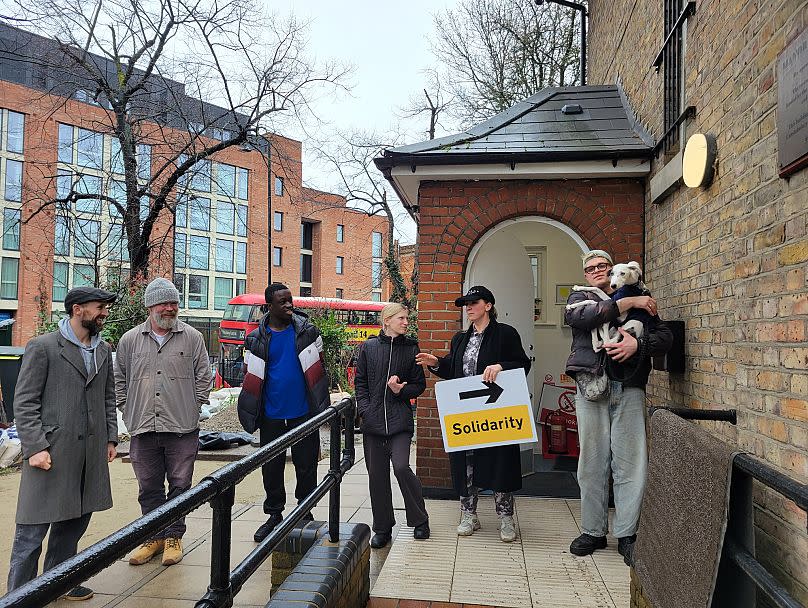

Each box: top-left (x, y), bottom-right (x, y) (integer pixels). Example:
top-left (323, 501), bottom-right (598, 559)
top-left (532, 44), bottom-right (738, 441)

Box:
top-left (415, 353), bottom-right (438, 367)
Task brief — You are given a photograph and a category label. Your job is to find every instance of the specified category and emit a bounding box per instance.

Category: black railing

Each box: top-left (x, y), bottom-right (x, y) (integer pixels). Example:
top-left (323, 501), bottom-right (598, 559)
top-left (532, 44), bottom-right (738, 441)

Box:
top-left (651, 406), bottom-right (808, 608)
top-left (0, 396), bottom-right (356, 608)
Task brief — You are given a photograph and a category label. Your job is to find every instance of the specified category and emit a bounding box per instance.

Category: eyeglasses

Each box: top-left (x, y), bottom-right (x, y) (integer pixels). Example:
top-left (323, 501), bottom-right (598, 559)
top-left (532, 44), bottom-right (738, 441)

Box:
top-left (583, 262), bottom-right (611, 275)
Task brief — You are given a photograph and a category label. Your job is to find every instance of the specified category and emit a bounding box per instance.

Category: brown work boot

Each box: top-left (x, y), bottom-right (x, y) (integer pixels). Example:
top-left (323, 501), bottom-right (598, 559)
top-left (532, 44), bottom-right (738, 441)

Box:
top-left (162, 537), bottom-right (183, 566)
top-left (128, 539), bottom-right (164, 565)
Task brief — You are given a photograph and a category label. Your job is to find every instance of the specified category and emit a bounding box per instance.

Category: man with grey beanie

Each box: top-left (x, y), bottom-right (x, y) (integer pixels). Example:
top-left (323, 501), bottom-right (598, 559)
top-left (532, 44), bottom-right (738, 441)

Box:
top-left (115, 277), bottom-right (212, 567)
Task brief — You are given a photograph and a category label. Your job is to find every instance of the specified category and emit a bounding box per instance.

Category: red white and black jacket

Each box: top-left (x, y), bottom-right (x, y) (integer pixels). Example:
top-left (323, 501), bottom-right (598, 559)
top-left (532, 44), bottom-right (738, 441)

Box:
top-left (237, 311), bottom-right (329, 433)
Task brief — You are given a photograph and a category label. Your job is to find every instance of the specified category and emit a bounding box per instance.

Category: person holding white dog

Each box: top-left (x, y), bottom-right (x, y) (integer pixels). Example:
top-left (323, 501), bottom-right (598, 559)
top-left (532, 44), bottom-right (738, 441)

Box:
top-left (564, 250), bottom-right (672, 565)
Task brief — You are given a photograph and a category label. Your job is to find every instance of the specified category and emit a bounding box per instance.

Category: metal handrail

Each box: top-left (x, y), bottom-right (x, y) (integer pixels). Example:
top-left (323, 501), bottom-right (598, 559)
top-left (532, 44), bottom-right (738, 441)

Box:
top-left (652, 406), bottom-right (807, 608)
top-left (0, 396), bottom-right (356, 608)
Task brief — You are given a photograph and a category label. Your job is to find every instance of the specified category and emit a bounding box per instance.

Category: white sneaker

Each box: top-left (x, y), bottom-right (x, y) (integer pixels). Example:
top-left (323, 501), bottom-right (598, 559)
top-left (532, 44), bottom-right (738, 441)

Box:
top-left (500, 516), bottom-right (517, 542)
top-left (457, 512), bottom-right (481, 536)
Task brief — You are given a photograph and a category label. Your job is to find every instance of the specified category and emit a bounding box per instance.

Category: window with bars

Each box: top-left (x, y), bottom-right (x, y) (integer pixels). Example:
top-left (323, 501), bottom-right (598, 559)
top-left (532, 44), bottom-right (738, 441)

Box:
top-left (653, 0), bottom-right (696, 154)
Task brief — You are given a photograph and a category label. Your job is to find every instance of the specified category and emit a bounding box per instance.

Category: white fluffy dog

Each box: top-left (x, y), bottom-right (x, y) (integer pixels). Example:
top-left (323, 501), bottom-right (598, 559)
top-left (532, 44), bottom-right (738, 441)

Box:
top-left (565, 261), bottom-right (648, 351)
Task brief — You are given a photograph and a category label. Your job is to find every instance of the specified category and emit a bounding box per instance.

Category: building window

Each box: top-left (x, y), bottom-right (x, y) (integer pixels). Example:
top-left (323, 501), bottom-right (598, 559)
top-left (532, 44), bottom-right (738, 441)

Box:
top-left (189, 197), bottom-right (211, 231)
top-left (236, 278), bottom-right (246, 295)
top-left (237, 168), bottom-right (248, 200)
top-left (174, 233), bottom-right (186, 268)
top-left (189, 235), bottom-right (210, 270)
top-left (2, 208), bottom-right (20, 250)
top-left (372, 261), bottom-right (382, 289)
top-left (215, 239), bottom-right (234, 272)
top-left (108, 223), bottom-right (129, 261)
top-left (273, 211), bottom-right (283, 231)
top-left (273, 246), bottom-right (282, 267)
top-left (0, 257), bottom-right (18, 299)
top-left (72, 264), bottom-right (95, 287)
top-left (74, 219), bottom-right (100, 259)
top-left (300, 286), bottom-right (312, 297)
top-left (6, 111), bottom-right (24, 153)
top-left (188, 274), bottom-right (209, 309)
top-left (4, 159), bottom-right (22, 202)
top-left (173, 273), bottom-right (185, 308)
top-left (372, 232), bottom-right (383, 258)
top-left (236, 204), bottom-right (248, 237)
top-left (175, 195), bottom-right (187, 228)
top-left (76, 128), bottom-right (103, 170)
top-left (654, 0), bottom-right (695, 153)
top-left (274, 176), bottom-right (284, 196)
top-left (236, 241), bottom-right (247, 274)
top-left (217, 201), bottom-right (234, 235)
top-left (336, 224), bottom-right (344, 242)
top-left (301, 222), bottom-right (313, 250)
top-left (55, 215), bottom-right (70, 256)
top-left (335, 288), bottom-right (343, 299)
top-left (371, 292), bottom-right (381, 302)
top-left (53, 262), bottom-right (69, 301)
top-left (336, 256), bottom-right (344, 275)
top-left (300, 253), bottom-right (313, 283)
top-left (216, 164), bottom-right (236, 197)
top-left (214, 277), bottom-right (233, 310)
top-left (57, 124), bottom-right (74, 164)
top-left (75, 174), bottom-right (102, 214)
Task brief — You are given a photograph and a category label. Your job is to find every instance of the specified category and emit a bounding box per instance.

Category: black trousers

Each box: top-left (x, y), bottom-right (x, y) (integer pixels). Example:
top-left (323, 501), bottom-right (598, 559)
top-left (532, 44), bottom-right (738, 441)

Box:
top-left (260, 414), bottom-right (320, 515)
top-left (363, 432), bottom-right (428, 533)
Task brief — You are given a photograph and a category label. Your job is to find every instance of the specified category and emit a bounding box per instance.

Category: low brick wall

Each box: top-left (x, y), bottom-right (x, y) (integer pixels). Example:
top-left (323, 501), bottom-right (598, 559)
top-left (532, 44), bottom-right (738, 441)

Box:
top-left (267, 521), bottom-right (371, 608)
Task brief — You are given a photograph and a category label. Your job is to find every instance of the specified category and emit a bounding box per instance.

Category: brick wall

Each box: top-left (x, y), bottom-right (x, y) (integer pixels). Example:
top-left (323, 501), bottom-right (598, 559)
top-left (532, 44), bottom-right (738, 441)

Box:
top-left (415, 178), bottom-right (645, 490)
top-left (589, 0), bottom-right (808, 601)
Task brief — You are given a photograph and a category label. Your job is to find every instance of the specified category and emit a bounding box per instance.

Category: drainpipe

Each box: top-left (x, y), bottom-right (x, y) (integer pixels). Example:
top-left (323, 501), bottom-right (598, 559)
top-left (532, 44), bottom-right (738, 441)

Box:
top-left (535, 0), bottom-right (588, 86)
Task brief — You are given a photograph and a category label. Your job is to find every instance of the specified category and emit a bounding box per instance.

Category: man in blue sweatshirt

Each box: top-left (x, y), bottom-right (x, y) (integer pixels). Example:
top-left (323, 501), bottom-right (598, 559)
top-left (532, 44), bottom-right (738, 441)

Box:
top-left (237, 283), bottom-right (330, 542)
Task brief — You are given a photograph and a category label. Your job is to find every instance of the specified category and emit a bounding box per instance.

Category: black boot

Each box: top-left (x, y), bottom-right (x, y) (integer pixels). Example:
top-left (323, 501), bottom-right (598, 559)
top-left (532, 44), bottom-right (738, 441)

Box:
top-left (569, 533), bottom-right (607, 556)
top-left (370, 531), bottom-right (392, 549)
top-left (413, 522), bottom-right (430, 540)
top-left (254, 512), bottom-right (283, 542)
top-left (618, 535), bottom-right (637, 566)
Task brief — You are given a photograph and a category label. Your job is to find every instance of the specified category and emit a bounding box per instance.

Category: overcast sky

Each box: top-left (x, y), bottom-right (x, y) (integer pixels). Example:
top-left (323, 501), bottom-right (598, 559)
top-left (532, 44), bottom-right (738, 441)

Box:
top-left (267, 0), bottom-right (460, 244)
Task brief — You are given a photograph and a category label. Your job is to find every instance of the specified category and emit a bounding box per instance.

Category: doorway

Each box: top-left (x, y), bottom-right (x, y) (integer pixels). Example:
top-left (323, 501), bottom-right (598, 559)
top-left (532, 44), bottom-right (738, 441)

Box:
top-left (465, 216), bottom-right (587, 497)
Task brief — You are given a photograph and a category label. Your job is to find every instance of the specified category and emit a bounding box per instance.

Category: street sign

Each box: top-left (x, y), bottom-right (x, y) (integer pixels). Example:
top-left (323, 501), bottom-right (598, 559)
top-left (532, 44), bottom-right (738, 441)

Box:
top-left (434, 368), bottom-right (537, 452)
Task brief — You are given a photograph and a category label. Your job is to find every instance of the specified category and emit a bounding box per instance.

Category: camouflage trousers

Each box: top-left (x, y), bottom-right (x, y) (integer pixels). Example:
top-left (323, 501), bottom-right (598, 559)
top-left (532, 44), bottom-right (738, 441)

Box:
top-left (459, 458), bottom-right (515, 517)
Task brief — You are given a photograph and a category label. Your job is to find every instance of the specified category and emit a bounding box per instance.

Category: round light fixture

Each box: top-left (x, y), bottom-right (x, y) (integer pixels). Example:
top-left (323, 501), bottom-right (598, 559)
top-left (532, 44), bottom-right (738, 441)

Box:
top-left (682, 133), bottom-right (717, 188)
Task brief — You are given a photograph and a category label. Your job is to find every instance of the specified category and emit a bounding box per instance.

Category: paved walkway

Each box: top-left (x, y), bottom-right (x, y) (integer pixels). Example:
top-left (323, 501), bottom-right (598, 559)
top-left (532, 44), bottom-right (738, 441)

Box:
top-left (24, 446), bottom-right (628, 608)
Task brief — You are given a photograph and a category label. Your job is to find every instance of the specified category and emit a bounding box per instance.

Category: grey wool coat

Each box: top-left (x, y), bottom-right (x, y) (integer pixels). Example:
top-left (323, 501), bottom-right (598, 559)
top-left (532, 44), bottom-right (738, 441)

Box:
top-left (13, 331), bottom-right (117, 524)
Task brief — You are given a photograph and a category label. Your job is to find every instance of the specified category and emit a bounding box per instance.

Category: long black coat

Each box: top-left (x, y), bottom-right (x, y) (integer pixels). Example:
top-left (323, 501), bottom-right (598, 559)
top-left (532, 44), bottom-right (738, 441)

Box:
top-left (431, 319), bottom-right (531, 495)
top-left (354, 332), bottom-right (426, 437)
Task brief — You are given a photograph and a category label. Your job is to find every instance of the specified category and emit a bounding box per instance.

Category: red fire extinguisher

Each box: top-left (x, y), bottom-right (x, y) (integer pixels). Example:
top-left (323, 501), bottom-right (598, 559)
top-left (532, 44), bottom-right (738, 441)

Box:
top-left (547, 409), bottom-right (568, 454)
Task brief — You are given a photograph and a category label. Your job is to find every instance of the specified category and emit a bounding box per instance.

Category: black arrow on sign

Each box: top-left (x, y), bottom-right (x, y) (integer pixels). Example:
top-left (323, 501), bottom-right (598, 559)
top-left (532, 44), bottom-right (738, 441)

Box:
top-left (459, 381), bottom-right (504, 404)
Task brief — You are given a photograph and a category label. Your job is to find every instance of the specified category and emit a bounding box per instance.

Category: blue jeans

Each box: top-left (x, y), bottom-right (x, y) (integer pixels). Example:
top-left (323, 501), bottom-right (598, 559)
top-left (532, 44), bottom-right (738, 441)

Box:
top-left (575, 382), bottom-right (647, 538)
top-left (7, 513), bottom-right (92, 591)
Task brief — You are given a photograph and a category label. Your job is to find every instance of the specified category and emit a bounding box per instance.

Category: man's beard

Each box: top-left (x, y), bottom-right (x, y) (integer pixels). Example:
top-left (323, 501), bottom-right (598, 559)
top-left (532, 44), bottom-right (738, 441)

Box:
top-left (152, 310), bottom-right (178, 331)
top-left (81, 317), bottom-right (103, 336)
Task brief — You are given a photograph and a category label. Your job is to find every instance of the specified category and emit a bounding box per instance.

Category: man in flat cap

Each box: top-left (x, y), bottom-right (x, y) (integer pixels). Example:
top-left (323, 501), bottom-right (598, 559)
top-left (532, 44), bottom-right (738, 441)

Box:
top-left (116, 278), bottom-right (212, 567)
top-left (8, 287), bottom-right (119, 601)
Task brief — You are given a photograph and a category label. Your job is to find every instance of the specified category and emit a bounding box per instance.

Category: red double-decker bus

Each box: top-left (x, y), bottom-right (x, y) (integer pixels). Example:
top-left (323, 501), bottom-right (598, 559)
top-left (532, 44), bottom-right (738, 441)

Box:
top-left (217, 294), bottom-right (388, 387)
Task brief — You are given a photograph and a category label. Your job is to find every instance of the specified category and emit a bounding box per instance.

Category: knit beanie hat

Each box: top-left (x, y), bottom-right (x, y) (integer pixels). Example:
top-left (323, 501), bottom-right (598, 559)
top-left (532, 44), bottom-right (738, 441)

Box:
top-left (581, 249), bottom-right (613, 269)
top-left (144, 277), bottom-right (180, 308)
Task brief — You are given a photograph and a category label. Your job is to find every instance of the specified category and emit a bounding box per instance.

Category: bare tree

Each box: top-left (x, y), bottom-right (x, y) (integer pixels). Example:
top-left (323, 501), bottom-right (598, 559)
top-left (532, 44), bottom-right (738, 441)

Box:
top-left (431, 0), bottom-right (582, 125)
top-left (399, 68), bottom-right (454, 141)
top-left (2, 0), bottom-right (349, 281)
top-left (314, 130), bottom-right (414, 307)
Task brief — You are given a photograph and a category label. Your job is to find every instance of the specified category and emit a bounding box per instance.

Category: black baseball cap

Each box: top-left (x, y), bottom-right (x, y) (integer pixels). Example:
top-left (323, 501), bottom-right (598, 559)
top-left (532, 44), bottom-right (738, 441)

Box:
top-left (455, 285), bottom-right (495, 307)
top-left (64, 287), bottom-right (118, 312)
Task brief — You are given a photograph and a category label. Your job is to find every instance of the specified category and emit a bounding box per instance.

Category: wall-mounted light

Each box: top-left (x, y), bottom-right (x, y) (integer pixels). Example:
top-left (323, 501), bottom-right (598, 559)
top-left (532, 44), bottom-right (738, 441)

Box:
top-left (682, 133), bottom-right (717, 188)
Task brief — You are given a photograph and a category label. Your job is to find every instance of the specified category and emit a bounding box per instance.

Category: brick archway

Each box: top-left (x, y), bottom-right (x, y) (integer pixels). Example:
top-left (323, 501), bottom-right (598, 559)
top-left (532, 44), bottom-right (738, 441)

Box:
top-left (414, 178), bottom-right (645, 492)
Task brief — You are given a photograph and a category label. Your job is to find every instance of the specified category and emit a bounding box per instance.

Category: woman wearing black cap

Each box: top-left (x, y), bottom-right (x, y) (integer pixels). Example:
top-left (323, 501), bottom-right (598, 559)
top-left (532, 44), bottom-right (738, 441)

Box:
top-left (416, 286), bottom-right (530, 542)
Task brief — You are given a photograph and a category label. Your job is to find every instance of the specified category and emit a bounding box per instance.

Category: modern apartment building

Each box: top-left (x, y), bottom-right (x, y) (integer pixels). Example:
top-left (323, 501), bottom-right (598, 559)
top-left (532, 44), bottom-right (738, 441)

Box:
top-left (0, 23), bottom-right (389, 349)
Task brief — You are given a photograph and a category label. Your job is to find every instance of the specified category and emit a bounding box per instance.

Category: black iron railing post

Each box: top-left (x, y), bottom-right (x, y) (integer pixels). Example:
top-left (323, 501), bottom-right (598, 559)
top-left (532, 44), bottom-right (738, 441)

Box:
top-left (328, 410), bottom-right (342, 542)
top-left (196, 483), bottom-right (236, 608)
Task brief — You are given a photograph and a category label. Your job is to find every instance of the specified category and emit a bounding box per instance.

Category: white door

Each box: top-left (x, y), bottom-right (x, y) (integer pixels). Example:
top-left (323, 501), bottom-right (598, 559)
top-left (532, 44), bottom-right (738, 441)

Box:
top-left (465, 229), bottom-right (536, 474)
